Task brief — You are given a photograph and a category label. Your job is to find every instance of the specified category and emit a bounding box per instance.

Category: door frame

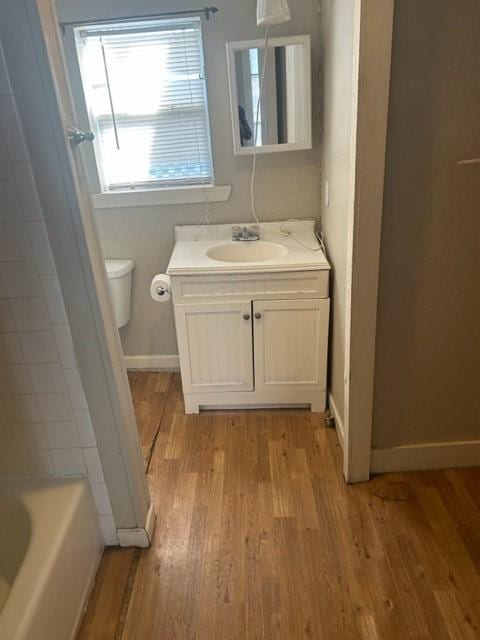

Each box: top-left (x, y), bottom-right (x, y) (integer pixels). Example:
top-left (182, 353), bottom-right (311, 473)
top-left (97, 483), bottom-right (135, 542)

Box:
top-left (0, 0), bottom-right (152, 539)
top-left (343, 0), bottom-right (395, 482)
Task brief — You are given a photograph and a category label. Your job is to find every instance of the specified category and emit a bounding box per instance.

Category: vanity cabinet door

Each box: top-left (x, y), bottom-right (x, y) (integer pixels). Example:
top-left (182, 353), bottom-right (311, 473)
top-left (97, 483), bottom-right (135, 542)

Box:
top-left (175, 301), bottom-right (254, 393)
top-left (253, 298), bottom-right (329, 392)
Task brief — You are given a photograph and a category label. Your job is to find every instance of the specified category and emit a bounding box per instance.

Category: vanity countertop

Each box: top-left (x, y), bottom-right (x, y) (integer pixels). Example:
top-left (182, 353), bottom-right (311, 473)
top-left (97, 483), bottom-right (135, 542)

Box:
top-left (167, 221), bottom-right (330, 276)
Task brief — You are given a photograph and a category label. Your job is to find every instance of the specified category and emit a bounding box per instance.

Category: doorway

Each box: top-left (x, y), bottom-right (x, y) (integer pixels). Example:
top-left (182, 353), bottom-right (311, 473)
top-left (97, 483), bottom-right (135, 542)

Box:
top-left (0, 0), bottom-right (395, 546)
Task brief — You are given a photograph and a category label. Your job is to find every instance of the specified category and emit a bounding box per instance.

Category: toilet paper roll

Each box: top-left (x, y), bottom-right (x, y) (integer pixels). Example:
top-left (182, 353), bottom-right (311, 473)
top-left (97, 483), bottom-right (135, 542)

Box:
top-left (150, 274), bottom-right (171, 302)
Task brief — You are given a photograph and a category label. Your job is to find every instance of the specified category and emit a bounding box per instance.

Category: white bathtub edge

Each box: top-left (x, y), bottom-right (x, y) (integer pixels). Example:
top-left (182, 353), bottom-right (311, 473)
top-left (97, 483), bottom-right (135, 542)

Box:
top-left (0, 478), bottom-right (104, 640)
top-left (70, 540), bottom-right (104, 640)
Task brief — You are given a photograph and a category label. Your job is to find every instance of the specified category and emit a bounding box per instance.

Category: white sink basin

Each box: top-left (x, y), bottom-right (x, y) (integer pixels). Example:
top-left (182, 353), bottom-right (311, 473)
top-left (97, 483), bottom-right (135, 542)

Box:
top-left (206, 241), bottom-right (287, 263)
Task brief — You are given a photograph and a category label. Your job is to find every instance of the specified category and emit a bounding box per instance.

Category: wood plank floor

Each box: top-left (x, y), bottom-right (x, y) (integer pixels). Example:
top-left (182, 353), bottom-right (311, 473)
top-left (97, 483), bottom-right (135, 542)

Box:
top-left (127, 371), bottom-right (173, 468)
top-left (77, 372), bottom-right (480, 640)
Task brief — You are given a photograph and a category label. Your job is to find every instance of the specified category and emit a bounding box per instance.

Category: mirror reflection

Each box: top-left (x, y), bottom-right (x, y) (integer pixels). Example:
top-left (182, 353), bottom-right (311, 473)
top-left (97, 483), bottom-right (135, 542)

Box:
top-left (234, 44), bottom-right (307, 148)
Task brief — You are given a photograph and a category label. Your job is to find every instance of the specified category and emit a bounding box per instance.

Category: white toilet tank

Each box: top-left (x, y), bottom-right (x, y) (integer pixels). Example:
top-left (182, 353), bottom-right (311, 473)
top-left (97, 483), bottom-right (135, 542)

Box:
top-left (105, 259), bottom-right (134, 328)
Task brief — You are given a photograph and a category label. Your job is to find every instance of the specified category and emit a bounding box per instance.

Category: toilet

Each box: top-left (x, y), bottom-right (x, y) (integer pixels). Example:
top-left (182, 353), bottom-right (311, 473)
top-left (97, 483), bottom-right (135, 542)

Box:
top-left (105, 259), bottom-right (134, 328)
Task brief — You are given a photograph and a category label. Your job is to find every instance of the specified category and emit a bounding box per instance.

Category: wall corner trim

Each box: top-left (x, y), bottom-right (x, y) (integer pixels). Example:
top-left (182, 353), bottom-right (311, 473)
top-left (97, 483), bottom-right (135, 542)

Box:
top-left (371, 440), bottom-right (480, 474)
top-left (341, 0), bottom-right (395, 484)
top-left (117, 502), bottom-right (156, 548)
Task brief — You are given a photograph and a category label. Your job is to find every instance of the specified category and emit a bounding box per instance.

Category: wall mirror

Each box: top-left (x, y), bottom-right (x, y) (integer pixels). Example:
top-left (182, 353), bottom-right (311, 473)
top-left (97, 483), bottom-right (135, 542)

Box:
top-left (226, 35), bottom-right (312, 155)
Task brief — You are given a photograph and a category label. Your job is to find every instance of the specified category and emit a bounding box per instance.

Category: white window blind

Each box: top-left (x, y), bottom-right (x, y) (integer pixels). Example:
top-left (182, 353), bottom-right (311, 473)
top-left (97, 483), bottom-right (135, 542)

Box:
top-left (74, 17), bottom-right (213, 191)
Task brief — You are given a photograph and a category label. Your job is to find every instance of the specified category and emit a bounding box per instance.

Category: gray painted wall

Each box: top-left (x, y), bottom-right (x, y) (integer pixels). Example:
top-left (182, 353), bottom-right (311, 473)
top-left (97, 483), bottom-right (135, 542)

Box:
top-left (318, 0), bottom-right (357, 426)
top-left (373, 0), bottom-right (480, 447)
top-left (55, 0), bottom-right (322, 357)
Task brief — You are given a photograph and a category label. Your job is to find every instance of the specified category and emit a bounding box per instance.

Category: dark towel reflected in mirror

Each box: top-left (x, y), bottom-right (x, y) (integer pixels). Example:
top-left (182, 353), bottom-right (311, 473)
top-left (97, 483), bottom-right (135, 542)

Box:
top-left (238, 105), bottom-right (253, 145)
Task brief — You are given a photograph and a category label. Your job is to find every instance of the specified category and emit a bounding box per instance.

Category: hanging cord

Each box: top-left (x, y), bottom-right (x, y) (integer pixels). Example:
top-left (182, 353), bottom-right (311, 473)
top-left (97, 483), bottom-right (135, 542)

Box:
top-left (100, 36), bottom-right (120, 150)
top-left (250, 25), bottom-right (270, 225)
top-left (278, 219), bottom-right (328, 255)
top-left (248, 28), bottom-right (325, 253)
top-left (180, 25), bottom-right (213, 236)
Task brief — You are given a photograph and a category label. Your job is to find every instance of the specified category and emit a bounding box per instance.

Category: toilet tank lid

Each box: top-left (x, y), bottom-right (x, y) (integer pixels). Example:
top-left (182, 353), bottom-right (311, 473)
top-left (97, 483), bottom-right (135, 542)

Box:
top-left (105, 259), bottom-right (134, 278)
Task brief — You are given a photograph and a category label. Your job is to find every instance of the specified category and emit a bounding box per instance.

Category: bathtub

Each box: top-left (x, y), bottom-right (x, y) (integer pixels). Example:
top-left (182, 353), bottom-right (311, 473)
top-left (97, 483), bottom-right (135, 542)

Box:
top-left (0, 478), bottom-right (103, 640)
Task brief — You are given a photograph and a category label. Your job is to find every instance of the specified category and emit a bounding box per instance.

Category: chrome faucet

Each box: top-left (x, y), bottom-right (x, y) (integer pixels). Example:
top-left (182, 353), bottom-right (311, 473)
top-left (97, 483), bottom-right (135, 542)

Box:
top-left (232, 225), bottom-right (260, 241)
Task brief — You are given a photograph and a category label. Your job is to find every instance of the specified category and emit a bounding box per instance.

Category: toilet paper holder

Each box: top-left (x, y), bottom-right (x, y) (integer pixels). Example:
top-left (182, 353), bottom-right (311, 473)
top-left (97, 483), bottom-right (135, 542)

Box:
top-left (150, 274), bottom-right (171, 302)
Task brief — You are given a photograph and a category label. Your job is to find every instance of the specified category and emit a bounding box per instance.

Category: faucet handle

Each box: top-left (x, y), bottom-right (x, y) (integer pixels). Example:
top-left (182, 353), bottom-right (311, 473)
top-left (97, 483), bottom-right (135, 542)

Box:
top-left (248, 224), bottom-right (260, 238)
top-left (231, 225), bottom-right (242, 238)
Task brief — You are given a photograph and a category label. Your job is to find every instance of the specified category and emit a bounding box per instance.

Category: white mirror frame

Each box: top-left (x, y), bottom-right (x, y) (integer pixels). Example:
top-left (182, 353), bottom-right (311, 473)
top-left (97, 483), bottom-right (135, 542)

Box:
top-left (226, 34), bottom-right (312, 156)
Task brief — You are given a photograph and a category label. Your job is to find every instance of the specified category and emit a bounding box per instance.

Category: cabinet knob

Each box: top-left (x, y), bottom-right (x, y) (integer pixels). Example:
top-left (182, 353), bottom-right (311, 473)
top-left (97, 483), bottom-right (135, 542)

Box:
top-left (243, 313), bottom-right (250, 320)
top-left (254, 312), bottom-right (262, 319)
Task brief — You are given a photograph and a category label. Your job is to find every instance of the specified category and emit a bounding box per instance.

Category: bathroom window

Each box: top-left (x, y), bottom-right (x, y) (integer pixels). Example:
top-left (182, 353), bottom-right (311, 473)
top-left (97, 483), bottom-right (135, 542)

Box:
top-left (73, 17), bottom-right (214, 192)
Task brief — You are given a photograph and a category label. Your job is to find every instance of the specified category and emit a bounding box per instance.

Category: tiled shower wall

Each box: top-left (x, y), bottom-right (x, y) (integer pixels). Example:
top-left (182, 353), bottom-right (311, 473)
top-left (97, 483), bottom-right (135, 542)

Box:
top-left (0, 41), bottom-right (116, 544)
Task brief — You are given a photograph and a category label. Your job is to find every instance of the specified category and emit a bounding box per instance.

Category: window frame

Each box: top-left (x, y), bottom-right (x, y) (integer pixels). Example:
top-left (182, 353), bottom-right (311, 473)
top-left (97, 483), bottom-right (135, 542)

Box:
top-left (62, 16), bottom-right (230, 207)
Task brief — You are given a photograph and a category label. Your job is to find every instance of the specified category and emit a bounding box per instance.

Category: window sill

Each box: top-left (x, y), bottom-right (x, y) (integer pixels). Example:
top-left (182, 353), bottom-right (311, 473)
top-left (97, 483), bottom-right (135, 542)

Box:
top-left (91, 185), bottom-right (232, 209)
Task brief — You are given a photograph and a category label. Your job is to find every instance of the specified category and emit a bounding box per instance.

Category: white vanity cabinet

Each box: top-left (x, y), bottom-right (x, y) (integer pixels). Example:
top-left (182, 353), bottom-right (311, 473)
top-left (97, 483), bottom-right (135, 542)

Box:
top-left (174, 301), bottom-right (254, 393)
top-left (252, 298), bottom-right (329, 393)
top-left (171, 270), bottom-right (330, 414)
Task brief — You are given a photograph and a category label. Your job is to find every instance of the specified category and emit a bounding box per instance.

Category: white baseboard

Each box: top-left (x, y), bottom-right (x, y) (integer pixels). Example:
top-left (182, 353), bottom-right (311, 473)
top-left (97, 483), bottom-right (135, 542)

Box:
top-left (124, 354), bottom-right (179, 370)
top-left (117, 502), bottom-right (156, 548)
top-left (328, 392), bottom-right (345, 450)
top-left (371, 439), bottom-right (480, 473)
top-left (145, 501), bottom-right (156, 540)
